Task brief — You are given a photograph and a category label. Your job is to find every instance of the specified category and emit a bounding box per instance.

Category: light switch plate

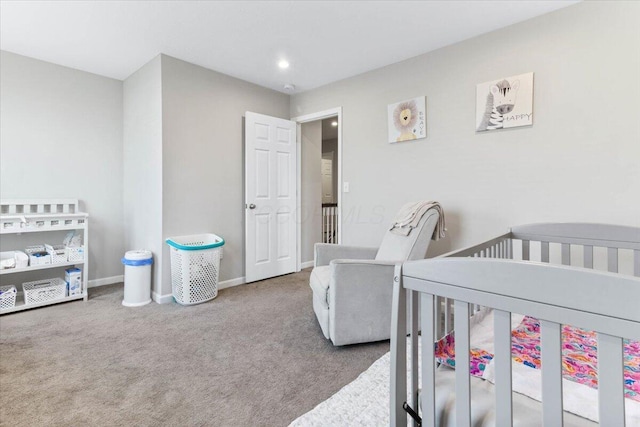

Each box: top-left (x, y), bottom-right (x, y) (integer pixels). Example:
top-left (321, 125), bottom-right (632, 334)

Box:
top-left (343, 182), bottom-right (350, 193)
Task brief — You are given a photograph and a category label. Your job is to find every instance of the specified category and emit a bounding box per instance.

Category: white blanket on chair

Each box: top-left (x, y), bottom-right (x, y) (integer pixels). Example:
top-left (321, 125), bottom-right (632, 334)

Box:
top-left (389, 201), bottom-right (446, 239)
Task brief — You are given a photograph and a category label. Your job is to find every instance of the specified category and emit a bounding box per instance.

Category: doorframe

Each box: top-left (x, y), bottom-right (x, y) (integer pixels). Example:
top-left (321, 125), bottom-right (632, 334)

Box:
top-left (291, 107), bottom-right (343, 271)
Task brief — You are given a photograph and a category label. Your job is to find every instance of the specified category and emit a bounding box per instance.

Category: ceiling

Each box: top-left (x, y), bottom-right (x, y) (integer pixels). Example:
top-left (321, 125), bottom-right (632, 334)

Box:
top-left (0, 1), bottom-right (579, 93)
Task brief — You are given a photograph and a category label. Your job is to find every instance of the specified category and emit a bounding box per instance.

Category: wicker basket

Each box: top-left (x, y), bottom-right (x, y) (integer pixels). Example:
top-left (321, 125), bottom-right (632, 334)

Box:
top-left (23, 278), bottom-right (66, 305)
top-left (46, 244), bottom-right (67, 264)
top-left (0, 285), bottom-right (17, 310)
top-left (65, 246), bottom-right (85, 262)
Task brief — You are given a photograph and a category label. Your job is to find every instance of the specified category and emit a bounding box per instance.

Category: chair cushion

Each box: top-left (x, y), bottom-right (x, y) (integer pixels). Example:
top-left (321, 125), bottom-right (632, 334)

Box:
top-left (310, 266), bottom-right (331, 308)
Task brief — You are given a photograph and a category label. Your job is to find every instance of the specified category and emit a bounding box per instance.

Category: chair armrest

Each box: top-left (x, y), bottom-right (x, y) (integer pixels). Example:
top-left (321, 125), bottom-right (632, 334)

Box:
top-left (314, 243), bottom-right (378, 267)
top-left (329, 259), bottom-right (399, 286)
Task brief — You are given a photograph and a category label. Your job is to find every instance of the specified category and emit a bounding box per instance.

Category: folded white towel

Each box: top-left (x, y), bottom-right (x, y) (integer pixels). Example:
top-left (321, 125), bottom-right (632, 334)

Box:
top-left (390, 201), bottom-right (446, 239)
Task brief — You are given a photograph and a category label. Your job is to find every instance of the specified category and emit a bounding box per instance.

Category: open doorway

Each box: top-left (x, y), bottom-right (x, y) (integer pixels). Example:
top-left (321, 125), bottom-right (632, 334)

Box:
top-left (292, 107), bottom-right (342, 270)
top-left (320, 118), bottom-right (338, 244)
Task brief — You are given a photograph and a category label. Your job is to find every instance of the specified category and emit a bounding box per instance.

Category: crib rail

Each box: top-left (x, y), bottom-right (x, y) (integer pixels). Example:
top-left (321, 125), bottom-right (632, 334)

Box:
top-left (435, 232), bottom-right (511, 339)
top-left (511, 222), bottom-right (640, 250)
top-left (434, 223), bottom-right (640, 340)
top-left (511, 223), bottom-right (640, 277)
top-left (391, 223), bottom-right (640, 427)
top-left (392, 260), bottom-right (640, 427)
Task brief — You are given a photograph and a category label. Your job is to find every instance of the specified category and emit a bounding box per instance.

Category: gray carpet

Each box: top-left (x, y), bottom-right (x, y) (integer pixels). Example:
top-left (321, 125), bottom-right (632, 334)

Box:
top-left (0, 269), bottom-right (389, 426)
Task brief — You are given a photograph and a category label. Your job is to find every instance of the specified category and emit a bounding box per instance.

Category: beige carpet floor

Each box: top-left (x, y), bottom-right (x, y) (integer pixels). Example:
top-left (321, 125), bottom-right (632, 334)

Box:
top-left (0, 269), bottom-right (389, 426)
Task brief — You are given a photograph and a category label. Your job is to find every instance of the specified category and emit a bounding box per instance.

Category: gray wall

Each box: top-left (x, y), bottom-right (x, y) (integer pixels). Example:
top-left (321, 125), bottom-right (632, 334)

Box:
top-left (301, 121), bottom-right (323, 263)
top-left (123, 55), bottom-right (164, 295)
top-left (290, 1), bottom-right (640, 255)
top-left (160, 55), bottom-right (290, 295)
top-left (0, 51), bottom-right (124, 281)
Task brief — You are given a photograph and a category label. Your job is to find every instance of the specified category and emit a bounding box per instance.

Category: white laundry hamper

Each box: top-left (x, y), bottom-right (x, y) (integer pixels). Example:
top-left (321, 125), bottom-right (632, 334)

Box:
top-left (166, 233), bottom-right (225, 305)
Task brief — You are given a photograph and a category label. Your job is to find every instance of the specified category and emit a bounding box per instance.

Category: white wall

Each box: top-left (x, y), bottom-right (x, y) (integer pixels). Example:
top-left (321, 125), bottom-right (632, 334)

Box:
top-left (301, 121), bottom-right (322, 263)
top-left (290, 1), bottom-right (640, 255)
top-left (160, 55), bottom-right (290, 295)
top-left (123, 55), bottom-right (164, 296)
top-left (0, 51), bottom-right (124, 281)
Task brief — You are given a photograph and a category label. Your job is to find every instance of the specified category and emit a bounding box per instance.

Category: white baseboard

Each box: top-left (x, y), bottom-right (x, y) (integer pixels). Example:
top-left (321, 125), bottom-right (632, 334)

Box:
top-left (152, 291), bottom-right (174, 304)
top-left (148, 272), bottom-right (304, 304)
top-left (218, 276), bottom-right (245, 290)
top-left (300, 260), bottom-right (314, 269)
top-left (88, 275), bottom-right (123, 288)
top-left (150, 277), bottom-right (245, 304)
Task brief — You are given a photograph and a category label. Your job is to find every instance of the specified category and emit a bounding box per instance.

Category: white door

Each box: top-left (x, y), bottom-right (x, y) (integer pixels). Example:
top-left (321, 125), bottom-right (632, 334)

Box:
top-left (245, 112), bottom-right (297, 283)
top-left (321, 154), bottom-right (334, 204)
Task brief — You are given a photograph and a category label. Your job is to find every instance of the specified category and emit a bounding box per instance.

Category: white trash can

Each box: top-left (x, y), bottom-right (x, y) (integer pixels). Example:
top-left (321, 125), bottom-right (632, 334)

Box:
top-left (121, 250), bottom-right (153, 307)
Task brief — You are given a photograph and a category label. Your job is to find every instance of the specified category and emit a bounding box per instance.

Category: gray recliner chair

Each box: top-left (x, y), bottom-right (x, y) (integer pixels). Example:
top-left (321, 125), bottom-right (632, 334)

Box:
top-left (310, 207), bottom-right (440, 346)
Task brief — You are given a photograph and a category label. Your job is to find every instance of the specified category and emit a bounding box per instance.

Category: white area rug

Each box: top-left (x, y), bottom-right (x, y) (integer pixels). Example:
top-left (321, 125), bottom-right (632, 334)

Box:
top-left (289, 351), bottom-right (395, 426)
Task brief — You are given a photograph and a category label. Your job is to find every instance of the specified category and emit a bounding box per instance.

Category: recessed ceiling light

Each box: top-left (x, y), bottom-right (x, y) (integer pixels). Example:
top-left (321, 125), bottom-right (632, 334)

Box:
top-left (278, 60), bottom-right (290, 69)
top-left (331, 121), bottom-right (338, 127)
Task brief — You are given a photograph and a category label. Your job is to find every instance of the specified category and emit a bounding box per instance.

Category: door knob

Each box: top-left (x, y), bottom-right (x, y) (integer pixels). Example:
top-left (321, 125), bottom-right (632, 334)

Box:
top-left (248, 204), bottom-right (256, 209)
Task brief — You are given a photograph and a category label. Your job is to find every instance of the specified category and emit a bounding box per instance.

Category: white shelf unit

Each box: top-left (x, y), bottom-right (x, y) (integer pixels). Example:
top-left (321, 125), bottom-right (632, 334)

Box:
top-left (0, 199), bottom-right (89, 314)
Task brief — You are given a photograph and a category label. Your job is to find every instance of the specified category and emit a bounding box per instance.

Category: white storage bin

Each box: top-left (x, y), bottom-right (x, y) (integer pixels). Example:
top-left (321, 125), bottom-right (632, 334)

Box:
top-left (166, 234), bottom-right (225, 305)
top-left (0, 250), bottom-right (29, 270)
top-left (0, 285), bottom-right (17, 310)
top-left (45, 244), bottom-right (67, 264)
top-left (23, 278), bottom-right (67, 305)
top-left (65, 246), bottom-right (85, 262)
top-left (25, 245), bottom-right (51, 266)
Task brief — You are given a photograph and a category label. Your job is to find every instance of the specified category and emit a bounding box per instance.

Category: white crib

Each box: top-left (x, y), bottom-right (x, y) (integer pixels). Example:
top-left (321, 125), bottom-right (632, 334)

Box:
top-left (390, 223), bottom-right (640, 426)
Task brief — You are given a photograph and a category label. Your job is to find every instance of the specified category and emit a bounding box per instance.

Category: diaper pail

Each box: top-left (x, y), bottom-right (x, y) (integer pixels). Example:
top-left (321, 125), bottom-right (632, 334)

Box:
top-left (121, 250), bottom-right (153, 307)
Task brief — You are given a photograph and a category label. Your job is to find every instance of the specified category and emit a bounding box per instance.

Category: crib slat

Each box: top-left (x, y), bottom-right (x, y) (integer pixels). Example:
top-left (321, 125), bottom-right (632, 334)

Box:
top-left (584, 245), bottom-right (594, 269)
top-left (541, 320), bottom-right (563, 426)
top-left (635, 249), bottom-right (640, 277)
top-left (561, 243), bottom-right (570, 265)
top-left (597, 333), bottom-right (625, 426)
top-left (522, 240), bottom-right (530, 261)
top-left (435, 296), bottom-right (443, 339)
top-left (541, 241), bottom-right (550, 263)
top-left (409, 290), bottom-right (419, 425)
top-left (444, 298), bottom-right (452, 335)
top-left (608, 247), bottom-right (619, 273)
top-left (494, 310), bottom-right (513, 427)
top-left (421, 293), bottom-right (436, 427)
top-left (454, 301), bottom-right (471, 427)
top-left (448, 299), bottom-right (455, 335)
